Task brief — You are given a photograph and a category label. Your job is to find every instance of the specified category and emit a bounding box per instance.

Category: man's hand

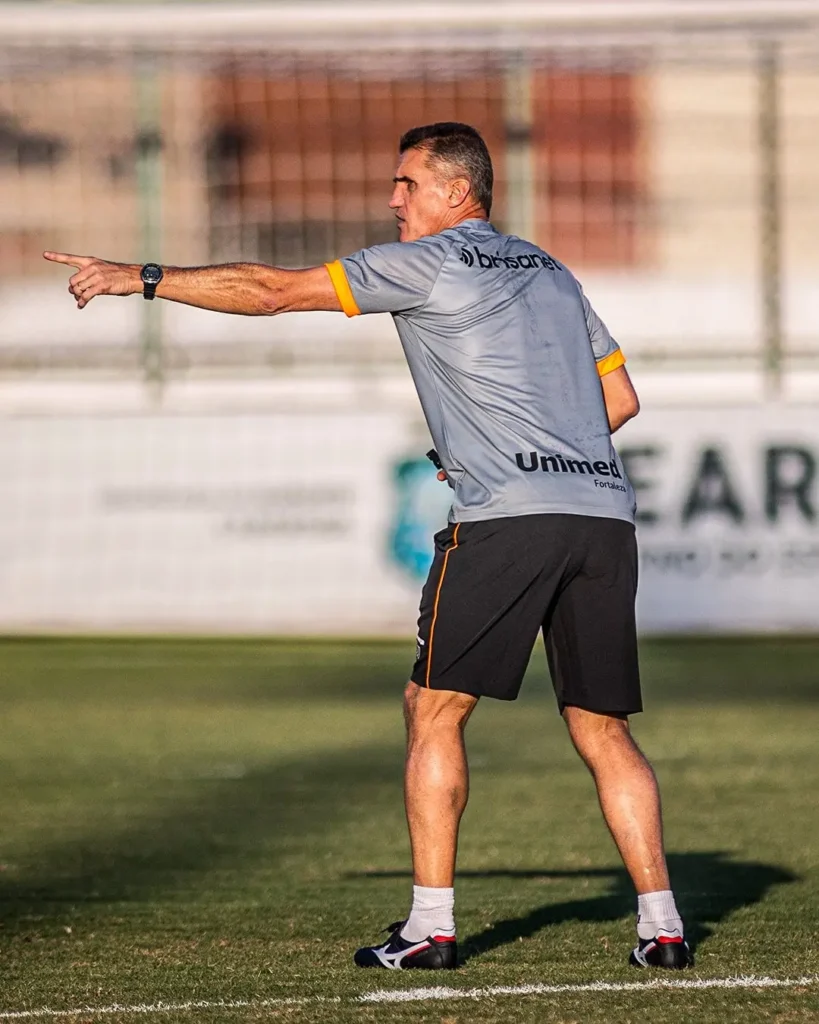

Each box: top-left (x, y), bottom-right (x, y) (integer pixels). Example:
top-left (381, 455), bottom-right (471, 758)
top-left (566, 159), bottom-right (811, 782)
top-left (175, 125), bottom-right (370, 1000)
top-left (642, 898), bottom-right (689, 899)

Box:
top-left (43, 252), bottom-right (140, 309)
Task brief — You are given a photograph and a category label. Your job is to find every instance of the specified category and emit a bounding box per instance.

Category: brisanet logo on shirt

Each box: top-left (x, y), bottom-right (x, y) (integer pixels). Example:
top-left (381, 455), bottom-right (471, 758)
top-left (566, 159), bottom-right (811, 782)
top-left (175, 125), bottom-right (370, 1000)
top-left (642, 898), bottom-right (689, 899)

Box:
top-left (516, 451), bottom-right (626, 491)
top-left (460, 246), bottom-right (558, 271)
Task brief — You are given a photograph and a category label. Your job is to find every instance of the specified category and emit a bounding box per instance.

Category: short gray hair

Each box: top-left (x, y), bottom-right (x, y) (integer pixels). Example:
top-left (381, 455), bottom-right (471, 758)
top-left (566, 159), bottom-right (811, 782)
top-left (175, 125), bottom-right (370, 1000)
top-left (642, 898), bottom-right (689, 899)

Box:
top-left (399, 122), bottom-right (494, 216)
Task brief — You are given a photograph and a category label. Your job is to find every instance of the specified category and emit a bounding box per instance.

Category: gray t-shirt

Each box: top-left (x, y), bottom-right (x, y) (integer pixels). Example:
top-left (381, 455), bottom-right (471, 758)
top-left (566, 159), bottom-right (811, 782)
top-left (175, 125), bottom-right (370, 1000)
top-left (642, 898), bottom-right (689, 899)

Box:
top-left (326, 218), bottom-right (636, 525)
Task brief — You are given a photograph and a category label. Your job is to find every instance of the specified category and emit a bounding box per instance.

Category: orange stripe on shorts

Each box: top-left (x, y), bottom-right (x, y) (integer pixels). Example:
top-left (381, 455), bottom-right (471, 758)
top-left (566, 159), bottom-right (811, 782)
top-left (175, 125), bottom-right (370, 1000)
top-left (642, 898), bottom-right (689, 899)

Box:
top-left (425, 523), bottom-right (461, 688)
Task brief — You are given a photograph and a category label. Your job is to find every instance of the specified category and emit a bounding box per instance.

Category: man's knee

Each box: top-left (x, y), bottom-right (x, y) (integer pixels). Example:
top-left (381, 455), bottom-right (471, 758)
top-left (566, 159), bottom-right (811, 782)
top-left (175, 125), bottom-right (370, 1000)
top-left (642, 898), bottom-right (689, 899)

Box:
top-left (562, 705), bottom-right (631, 759)
top-left (404, 681), bottom-right (478, 736)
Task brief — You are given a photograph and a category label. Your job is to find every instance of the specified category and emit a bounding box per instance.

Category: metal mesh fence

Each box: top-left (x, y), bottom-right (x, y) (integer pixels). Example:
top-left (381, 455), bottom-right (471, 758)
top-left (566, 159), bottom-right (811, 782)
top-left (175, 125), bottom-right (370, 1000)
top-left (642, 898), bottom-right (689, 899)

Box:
top-left (1, 5), bottom-right (818, 388)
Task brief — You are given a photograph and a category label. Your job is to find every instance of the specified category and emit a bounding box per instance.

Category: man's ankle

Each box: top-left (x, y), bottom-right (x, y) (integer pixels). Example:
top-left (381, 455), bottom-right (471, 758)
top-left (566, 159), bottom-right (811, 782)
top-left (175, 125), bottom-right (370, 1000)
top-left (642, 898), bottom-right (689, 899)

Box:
top-left (400, 885), bottom-right (456, 943)
top-left (637, 889), bottom-right (683, 940)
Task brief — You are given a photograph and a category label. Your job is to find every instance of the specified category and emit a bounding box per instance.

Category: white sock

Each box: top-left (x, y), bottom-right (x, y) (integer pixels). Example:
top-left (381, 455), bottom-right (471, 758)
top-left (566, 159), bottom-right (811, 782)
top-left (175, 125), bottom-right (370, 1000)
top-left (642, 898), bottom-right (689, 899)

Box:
top-left (400, 885), bottom-right (456, 943)
top-left (637, 889), bottom-right (684, 941)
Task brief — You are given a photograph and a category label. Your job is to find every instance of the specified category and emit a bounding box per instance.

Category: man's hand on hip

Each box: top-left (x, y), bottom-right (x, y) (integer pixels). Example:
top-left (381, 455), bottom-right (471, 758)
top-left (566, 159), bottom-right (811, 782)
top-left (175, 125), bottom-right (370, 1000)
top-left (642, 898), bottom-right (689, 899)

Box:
top-left (43, 252), bottom-right (140, 309)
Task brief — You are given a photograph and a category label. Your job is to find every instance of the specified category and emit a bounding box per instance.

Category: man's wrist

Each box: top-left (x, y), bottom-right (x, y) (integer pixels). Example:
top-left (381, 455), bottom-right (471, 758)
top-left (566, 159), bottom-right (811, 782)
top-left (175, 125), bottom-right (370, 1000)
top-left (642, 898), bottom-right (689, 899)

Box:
top-left (128, 265), bottom-right (143, 296)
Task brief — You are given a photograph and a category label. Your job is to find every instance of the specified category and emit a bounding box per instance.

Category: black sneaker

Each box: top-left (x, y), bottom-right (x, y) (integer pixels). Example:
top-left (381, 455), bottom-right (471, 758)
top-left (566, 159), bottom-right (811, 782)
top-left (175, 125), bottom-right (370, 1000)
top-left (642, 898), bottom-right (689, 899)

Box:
top-left (354, 921), bottom-right (458, 970)
top-left (629, 934), bottom-right (693, 969)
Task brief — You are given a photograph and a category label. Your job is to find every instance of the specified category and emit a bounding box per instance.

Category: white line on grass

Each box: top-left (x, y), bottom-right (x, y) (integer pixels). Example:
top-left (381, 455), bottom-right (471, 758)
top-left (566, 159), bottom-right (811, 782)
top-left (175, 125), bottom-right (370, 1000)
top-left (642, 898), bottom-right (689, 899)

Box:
top-left (360, 974), bottom-right (819, 1003)
top-left (0, 975), bottom-right (815, 1019)
top-left (0, 998), bottom-right (339, 1020)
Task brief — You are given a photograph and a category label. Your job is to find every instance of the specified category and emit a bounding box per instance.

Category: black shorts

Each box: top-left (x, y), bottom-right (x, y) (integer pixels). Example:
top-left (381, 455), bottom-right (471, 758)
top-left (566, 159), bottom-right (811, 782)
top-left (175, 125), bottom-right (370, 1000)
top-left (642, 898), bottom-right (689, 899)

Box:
top-left (410, 514), bottom-right (641, 715)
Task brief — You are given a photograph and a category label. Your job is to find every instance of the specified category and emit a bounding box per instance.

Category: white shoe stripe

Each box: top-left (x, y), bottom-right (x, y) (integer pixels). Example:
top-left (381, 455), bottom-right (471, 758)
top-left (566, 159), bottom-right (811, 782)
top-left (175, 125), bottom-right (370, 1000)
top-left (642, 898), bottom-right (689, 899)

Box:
top-left (373, 939), bottom-right (432, 969)
top-left (374, 948), bottom-right (398, 969)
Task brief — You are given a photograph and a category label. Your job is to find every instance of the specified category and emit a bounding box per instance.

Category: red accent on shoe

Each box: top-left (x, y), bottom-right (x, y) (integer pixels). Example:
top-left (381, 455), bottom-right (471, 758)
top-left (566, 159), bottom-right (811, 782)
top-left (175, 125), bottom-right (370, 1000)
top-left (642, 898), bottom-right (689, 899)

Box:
top-left (432, 935), bottom-right (457, 943)
top-left (657, 935), bottom-right (684, 944)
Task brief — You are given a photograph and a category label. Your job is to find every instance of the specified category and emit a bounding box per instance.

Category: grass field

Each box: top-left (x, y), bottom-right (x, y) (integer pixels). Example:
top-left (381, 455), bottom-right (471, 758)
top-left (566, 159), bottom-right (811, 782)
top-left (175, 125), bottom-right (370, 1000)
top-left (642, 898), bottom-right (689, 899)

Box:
top-left (0, 637), bottom-right (817, 1023)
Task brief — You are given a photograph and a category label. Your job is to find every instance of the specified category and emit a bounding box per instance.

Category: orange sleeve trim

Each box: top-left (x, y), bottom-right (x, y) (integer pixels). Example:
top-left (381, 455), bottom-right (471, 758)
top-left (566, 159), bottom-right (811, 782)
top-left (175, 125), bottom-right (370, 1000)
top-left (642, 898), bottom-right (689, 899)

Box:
top-left (597, 349), bottom-right (626, 377)
top-left (325, 260), bottom-right (361, 318)
top-left (425, 523), bottom-right (461, 688)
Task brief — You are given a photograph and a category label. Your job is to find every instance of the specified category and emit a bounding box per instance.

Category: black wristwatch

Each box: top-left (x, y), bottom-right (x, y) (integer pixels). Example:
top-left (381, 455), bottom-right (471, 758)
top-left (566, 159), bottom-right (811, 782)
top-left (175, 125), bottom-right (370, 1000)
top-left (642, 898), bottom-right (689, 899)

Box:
top-left (140, 263), bottom-right (163, 300)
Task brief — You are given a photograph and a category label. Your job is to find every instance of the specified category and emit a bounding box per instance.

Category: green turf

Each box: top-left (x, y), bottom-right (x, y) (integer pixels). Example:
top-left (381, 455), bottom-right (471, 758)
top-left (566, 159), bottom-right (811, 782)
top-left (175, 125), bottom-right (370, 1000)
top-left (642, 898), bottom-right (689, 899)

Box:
top-left (0, 637), bottom-right (817, 1023)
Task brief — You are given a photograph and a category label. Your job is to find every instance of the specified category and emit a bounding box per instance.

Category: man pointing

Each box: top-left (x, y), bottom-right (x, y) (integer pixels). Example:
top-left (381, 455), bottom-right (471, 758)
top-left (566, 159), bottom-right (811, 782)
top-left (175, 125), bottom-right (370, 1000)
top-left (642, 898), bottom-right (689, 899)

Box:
top-left (46, 121), bottom-right (690, 972)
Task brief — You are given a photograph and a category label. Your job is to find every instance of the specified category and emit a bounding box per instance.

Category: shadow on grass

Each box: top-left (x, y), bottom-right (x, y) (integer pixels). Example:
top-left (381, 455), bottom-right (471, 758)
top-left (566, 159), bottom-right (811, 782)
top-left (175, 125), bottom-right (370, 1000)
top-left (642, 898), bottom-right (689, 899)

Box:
top-left (349, 852), bottom-right (797, 962)
top-left (0, 743), bottom-right (401, 935)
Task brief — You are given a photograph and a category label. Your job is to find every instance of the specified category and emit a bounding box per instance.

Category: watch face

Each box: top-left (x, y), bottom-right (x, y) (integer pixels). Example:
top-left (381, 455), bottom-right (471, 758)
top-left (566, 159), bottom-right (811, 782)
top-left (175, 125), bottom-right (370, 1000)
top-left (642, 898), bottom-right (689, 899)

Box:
top-left (141, 263), bottom-right (163, 285)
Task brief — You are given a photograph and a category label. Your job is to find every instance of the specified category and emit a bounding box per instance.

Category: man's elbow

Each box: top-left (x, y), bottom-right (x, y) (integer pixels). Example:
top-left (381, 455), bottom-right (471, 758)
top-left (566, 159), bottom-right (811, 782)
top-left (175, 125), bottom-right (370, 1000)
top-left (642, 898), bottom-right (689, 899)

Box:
top-left (618, 378), bottom-right (641, 422)
top-left (617, 395), bottom-right (640, 430)
top-left (252, 265), bottom-right (288, 316)
top-left (259, 285), bottom-right (285, 316)
top-left (608, 392), bottom-right (640, 433)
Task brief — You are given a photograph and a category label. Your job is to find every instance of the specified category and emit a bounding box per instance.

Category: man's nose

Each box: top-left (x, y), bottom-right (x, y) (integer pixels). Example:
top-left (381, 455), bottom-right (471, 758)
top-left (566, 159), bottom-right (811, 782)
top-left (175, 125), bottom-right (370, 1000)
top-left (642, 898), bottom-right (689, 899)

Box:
top-left (389, 189), bottom-right (402, 210)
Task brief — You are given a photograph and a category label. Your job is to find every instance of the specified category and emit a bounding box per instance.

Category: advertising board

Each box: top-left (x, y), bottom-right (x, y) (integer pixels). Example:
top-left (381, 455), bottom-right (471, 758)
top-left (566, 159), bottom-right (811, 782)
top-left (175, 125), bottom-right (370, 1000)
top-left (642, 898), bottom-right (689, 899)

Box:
top-left (1, 405), bottom-right (816, 634)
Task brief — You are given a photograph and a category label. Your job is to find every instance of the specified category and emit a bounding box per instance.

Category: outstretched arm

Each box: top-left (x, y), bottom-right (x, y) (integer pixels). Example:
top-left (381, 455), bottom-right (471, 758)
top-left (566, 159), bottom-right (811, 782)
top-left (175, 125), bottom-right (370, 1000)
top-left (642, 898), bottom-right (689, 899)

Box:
top-left (42, 253), bottom-right (342, 316)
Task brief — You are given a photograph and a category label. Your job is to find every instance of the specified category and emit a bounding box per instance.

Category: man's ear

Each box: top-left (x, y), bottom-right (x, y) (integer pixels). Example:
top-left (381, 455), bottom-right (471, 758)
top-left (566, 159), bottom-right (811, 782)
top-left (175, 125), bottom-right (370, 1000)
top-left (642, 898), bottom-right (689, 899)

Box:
top-left (447, 178), bottom-right (471, 208)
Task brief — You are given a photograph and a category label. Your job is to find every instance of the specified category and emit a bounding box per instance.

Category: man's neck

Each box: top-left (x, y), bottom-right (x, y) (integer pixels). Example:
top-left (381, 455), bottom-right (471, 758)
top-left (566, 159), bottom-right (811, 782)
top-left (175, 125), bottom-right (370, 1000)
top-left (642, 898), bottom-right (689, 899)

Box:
top-left (434, 208), bottom-right (488, 235)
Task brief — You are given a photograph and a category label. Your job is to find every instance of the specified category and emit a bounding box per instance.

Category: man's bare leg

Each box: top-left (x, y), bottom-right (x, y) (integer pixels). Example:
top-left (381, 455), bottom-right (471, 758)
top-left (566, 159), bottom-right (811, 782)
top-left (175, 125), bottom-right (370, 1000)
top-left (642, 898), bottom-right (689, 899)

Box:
top-left (563, 706), bottom-right (668, 892)
top-left (352, 683), bottom-right (476, 968)
top-left (403, 681), bottom-right (478, 888)
top-left (563, 706), bottom-right (690, 967)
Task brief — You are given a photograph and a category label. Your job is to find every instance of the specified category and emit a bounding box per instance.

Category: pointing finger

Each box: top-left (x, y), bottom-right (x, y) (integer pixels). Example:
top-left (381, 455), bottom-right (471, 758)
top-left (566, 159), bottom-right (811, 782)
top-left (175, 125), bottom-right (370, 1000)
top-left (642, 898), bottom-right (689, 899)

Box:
top-left (43, 251), bottom-right (92, 269)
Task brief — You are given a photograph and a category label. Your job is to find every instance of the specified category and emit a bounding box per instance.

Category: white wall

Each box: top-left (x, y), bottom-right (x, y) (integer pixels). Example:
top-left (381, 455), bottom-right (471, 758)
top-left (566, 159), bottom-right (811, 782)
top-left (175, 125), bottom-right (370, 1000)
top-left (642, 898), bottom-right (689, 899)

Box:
top-left (1, 398), bottom-right (817, 635)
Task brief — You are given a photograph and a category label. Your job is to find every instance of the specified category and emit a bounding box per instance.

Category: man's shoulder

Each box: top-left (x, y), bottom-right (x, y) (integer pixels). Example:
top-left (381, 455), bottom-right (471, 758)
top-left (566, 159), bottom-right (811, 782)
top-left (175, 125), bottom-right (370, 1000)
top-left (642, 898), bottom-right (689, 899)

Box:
top-left (501, 233), bottom-right (569, 269)
top-left (343, 232), bottom-right (456, 268)
top-left (446, 223), bottom-right (570, 270)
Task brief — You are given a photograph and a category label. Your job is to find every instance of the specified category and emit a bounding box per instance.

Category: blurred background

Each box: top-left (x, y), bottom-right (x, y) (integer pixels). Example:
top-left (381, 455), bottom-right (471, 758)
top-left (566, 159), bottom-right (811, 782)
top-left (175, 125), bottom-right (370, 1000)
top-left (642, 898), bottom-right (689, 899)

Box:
top-left (1, 0), bottom-right (818, 635)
